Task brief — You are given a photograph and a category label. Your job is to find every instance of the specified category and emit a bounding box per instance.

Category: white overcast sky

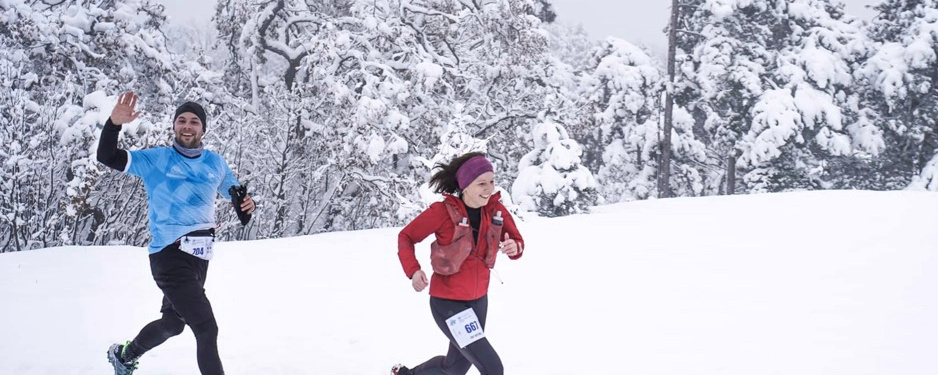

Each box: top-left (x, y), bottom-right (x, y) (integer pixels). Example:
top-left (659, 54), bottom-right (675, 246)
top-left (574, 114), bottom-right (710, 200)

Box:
top-left (548, 0), bottom-right (880, 58)
top-left (160, 0), bottom-right (882, 60)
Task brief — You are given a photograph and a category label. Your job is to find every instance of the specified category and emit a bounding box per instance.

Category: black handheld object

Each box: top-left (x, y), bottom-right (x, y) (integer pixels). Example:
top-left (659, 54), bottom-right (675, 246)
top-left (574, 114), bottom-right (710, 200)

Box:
top-left (229, 184), bottom-right (252, 225)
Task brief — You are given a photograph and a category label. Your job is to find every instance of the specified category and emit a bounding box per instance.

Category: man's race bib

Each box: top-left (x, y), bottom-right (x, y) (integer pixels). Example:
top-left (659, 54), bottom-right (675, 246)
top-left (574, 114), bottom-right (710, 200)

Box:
top-left (179, 235), bottom-right (214, 260)
top-left (446, 308), bottom-right (485, 348)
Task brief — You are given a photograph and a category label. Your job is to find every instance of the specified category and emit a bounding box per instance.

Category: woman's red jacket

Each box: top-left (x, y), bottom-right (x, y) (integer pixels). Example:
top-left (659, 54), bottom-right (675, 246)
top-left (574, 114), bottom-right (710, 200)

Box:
top-left (398, 192), bottom-right (524, 300)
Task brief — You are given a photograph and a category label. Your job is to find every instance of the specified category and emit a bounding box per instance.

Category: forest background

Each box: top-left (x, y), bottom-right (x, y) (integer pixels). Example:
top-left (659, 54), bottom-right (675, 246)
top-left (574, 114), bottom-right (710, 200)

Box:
top-left (3, 0), bottom-right (937, 252)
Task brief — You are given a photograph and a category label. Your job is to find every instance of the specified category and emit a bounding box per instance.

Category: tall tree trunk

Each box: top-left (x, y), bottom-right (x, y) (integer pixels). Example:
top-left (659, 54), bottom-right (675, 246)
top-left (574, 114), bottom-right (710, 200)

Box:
top-left (659, 0), bottom-right (679, 198)
top-left (726, 149), bottom-right (739, 195)
top-left (918, 129), bottom-right (937, 172)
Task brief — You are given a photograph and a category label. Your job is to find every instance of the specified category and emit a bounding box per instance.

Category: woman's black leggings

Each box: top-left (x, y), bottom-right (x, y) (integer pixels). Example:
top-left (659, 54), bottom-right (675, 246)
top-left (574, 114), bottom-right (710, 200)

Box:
top-left (126, 243), bottom-right (223, 375)
top-left (411, 295), bottom-right (503, 375)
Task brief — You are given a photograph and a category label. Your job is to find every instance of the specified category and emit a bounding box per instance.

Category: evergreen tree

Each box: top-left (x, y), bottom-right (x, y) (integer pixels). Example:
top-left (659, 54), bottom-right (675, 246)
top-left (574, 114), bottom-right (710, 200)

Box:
top-left (861, 0), bottom-right (938, 190)
top-left (512, 119), bottom-right (598, 217)
top-left (574, 38), bottom-right (667, 201)
top-left (676, 0), bottom-right (877, 194)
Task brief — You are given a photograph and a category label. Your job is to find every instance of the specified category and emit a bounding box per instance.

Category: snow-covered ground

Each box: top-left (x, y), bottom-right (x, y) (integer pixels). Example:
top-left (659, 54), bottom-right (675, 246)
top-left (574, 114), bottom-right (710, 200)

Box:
top-left (1, 190), bottom-right (936, 375)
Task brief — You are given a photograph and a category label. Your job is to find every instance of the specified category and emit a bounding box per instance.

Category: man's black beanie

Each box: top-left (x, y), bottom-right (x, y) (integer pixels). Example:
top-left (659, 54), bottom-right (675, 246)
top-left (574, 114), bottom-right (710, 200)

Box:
top-left (174, 102), bottom-right (207, 131)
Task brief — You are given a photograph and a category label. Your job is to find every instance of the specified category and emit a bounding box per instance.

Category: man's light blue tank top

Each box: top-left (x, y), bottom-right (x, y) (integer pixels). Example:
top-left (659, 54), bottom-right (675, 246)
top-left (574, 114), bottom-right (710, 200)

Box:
top-left (125, 147), bottom-right (240, 254)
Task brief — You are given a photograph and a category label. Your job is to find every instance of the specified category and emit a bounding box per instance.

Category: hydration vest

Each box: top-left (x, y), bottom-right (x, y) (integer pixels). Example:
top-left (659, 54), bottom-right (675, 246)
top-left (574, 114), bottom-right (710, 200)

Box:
top-left (429, 203), bottom-right (504, 275)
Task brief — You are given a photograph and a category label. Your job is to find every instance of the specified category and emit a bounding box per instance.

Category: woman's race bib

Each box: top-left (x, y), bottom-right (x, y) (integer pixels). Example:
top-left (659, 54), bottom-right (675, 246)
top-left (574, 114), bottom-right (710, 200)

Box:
top-left (179, 235), bottom-right (214, 260)
top-left (446, 308), bottom-right (485, 348)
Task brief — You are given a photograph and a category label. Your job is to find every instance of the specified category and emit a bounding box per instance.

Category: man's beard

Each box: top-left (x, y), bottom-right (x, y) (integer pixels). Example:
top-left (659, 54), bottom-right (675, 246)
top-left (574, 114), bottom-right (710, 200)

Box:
top-left (175, 135), bottom-right (202, 149)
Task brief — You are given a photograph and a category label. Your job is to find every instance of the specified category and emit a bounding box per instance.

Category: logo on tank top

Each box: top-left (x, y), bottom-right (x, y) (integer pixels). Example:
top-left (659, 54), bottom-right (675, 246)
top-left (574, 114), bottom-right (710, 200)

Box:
top-left (167, 165), bottom-right (186, 179)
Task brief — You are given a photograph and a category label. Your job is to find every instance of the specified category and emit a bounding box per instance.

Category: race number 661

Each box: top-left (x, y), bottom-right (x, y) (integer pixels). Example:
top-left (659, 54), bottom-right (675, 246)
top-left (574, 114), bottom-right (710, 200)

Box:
top-left (464, 322), bottom-right (480, 333)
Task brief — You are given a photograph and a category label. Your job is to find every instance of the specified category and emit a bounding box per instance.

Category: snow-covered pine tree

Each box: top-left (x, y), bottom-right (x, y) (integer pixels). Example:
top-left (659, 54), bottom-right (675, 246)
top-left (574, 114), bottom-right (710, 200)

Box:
top-left (642, 0), bottom-right (711, 198)
top-left (675, 0), bottom-right (877, 194)
top-left (678, 0), bottom-right (772, 195)
top-left (574, 38), bottom-right (667, 201)
top-left (860, 0), bottom-right (938, 191)
top-left (512, 119), bottom-right (597, 217)
top-left (737, 0), bottom-right (878, 192)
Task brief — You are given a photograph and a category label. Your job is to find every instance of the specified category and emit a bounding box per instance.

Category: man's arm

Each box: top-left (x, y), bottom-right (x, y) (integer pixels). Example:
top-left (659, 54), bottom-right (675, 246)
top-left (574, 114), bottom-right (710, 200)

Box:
top-left (219, 164), bottom-right (255, 224)
top-left (97, 118), bottom-right (128, 171)
top-left (96, 92), bottom-right (141, 171)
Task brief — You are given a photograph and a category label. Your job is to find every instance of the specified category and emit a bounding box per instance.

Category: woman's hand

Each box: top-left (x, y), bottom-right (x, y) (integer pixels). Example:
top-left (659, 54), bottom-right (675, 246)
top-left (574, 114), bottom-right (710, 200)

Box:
top-left (499, 233), bottom-right (520, 257)
top-left (411, 269), bottom-right (428, 292)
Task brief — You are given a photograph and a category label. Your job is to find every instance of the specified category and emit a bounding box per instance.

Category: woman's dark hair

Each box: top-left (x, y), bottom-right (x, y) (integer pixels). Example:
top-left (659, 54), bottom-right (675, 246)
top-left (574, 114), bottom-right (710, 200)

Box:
top-left (428, 151), bottom-right (487, 194)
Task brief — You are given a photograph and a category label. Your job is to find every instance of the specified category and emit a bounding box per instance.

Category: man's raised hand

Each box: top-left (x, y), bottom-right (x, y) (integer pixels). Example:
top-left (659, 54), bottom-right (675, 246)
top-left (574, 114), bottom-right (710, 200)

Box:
top-left (110, 92), bottom-right (142, 126)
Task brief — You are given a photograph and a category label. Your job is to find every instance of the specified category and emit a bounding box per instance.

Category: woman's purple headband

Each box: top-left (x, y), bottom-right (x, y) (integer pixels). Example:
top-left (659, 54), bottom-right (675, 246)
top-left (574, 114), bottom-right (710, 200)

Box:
top-left (456, 156), bottom-right (494, 190)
